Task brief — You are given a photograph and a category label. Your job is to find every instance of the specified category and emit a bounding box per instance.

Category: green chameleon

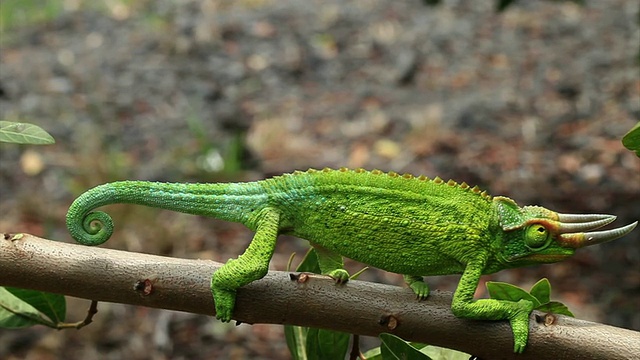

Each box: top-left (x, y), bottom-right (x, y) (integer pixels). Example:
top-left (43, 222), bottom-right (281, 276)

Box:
top-left (66, 168), bottom-right (637, 353)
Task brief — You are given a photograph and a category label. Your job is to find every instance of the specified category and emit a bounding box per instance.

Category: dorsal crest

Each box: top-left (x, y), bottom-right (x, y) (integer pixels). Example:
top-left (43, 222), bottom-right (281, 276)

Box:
top-left (276, 167), bottom-right (493, 201)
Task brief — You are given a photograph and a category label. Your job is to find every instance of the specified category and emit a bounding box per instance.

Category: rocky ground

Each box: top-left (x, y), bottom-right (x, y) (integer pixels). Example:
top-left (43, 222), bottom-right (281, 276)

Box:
top-left (1, 1), bottom-right (638, 359)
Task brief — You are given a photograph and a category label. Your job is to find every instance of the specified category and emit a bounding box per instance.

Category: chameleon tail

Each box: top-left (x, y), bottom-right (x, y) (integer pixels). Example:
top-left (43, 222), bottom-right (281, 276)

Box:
top-left (66, 183), bottom-right (118, 246)
top-left (68, 209), bottom-right (114, 246)
top-left (66, 180), bottom-right (266, 246)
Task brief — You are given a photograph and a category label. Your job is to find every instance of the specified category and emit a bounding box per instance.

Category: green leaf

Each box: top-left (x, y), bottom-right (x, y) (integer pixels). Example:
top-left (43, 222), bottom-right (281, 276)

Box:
top-left (361, 346), bottom-right (382, 360)
top-left (486, 281), bottom-right (541, 307)
top-left (622, 121), bottom-right (640, 157)
top-left (284, 248), bottom-right (324, 360)
top-left (379, 333), bottom-right (433, 360)
top-left (4, 287), bottom-right (65, 323)
top-left (305, 328), bottom-right (350, 360)
top-left (284, 325), bottom-right (309, 360)
top-left (529, 278), bottom-right (551, 304)
top-left (0, 287), bottom-right (56, 328)
top-left (363, 341), bottom-right (432, 360)
top-left (420, 345), bottom-right (472, 360)
top-left (536, 301), bottom-right (575, 317)
top-left (284, 250), bottom-right (350, 360)
top-left (295, 248), bottom-right (322, 273)
top-left (0, 121), bottom-right (55, 145)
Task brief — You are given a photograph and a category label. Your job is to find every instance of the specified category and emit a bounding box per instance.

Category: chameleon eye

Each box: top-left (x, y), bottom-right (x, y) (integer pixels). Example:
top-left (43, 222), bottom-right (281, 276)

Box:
top-left (525, 224), bottom-right (550, 250)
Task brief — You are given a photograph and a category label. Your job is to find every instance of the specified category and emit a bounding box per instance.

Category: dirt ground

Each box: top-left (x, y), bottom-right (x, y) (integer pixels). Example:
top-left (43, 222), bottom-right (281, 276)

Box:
top-left (1, 1), bottom-right (638, 359)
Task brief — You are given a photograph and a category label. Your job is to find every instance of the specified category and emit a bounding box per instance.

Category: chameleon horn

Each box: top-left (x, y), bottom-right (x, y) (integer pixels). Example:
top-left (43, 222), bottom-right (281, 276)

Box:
top-left (556, 216), bottom-right (616, 233)
top-left (556, 213), bottom-right (615, 223)
top-left (559, 221), bottom-right (638, 248)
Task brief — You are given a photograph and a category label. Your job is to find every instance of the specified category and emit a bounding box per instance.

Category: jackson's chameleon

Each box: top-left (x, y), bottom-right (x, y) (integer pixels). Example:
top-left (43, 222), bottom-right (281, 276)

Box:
top-left (66, 168), bottom-right (637, 353)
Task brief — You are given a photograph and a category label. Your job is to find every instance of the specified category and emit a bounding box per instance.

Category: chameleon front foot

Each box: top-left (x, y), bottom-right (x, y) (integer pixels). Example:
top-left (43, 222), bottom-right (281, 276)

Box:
top-left (211, 283), bottom-right (237, 322)
top-left (510, 299), bottom-right (534, 353)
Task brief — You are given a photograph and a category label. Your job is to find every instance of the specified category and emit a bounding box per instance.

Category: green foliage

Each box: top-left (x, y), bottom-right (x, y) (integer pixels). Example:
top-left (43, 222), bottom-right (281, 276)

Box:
top-left (0, 121), bottom-right (61, 330)
top-left (0, 0), bottom-right (155, 35)
top-left (285, 315), bottom-right (350, 360)
top-left (0, 287), bottom-right (64, 328)
top-left (622, 121), bottom-right (640, 158)
top-left (379, 334), bottom-right (432, 360)
top-left (0, 0), bottom-right (65, 34)
top-left (3, 287), bottom-right (66, 324)
top-left (487, 278), bottom-right (574, 317)
top-left (284, 249), bottom-right (350, 360)
top-left (419, 345), bottom-right (473, 360)
top-left (371, 334), bottom-right (470, 360)
top-left (0, 121), bottom-right (55, 145)
top-left (293, 248), bottom-right (322, 274)
top-left (304, 328), bottom-right (350, 360)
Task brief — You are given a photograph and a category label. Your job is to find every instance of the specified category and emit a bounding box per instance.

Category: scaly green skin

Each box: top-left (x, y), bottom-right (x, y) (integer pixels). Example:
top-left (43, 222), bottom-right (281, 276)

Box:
top-left (66, 168), bottom-right (638, 353)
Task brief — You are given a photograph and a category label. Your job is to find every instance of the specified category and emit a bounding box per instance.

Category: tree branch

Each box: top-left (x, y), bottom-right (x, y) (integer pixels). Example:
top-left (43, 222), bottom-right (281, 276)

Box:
top-left (1, 233), bottom-right (638, 360)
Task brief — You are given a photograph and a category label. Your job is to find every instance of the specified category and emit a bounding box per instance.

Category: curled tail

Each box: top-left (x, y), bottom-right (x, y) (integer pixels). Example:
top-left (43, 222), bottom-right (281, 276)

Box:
top-left (66, 180), bottom-right (268, 246)
top-left (66, 183), bottom-right (119, 246)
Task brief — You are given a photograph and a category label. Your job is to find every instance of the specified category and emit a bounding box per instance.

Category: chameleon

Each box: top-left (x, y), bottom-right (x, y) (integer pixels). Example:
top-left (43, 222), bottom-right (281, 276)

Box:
top-left (66, 167), bottom-right (638, 353)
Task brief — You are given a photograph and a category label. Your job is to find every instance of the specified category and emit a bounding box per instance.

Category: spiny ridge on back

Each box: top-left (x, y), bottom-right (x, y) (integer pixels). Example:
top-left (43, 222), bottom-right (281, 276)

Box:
top-left (277, 167), bottom-right (492, 201)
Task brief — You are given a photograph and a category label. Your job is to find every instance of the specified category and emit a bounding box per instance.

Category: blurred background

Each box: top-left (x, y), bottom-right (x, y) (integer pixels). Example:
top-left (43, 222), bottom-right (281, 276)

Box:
top-left (0, 0), bottom-right (638, 359)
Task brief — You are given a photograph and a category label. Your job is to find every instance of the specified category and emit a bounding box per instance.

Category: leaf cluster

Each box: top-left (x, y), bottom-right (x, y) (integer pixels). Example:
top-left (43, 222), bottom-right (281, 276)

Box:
top-left (487, 278), bottom-right (574, 317)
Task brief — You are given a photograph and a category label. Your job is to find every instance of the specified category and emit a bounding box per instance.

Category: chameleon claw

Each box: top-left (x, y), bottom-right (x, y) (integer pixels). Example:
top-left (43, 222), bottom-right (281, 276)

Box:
top-left (514, 340), bottom-right (526, 354)
top-left (214, 306), bottom-right (233, 322)
top-left (409, 282), bottom-right (430, 300)
top-left (403, 275), bottom-right (430, 300)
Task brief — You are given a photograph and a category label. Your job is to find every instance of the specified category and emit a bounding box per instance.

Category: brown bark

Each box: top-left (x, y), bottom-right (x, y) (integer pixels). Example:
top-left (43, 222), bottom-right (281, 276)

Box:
top-left (1, 233), bottom-right (638, 360)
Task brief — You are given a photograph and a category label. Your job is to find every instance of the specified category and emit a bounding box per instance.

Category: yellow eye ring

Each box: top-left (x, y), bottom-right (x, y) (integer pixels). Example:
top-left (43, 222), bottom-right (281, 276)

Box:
top-left (525, 224), bottom-right (550, 250)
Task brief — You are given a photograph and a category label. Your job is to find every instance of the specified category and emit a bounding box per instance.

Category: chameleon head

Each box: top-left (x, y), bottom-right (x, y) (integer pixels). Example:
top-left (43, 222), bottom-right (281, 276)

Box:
top-left (493, 196), bottom-right (638, 266)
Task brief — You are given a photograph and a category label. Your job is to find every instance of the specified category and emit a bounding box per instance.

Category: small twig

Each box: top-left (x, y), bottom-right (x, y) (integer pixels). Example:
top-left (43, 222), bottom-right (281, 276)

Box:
top-left (350, 266), bottom-right (369, 280)
top-left (55, 300), bottom-right (99, 330)
top-left (286, 252), bottom-right (297, 271)
top-left (350, 334), bottom-right (361, 360)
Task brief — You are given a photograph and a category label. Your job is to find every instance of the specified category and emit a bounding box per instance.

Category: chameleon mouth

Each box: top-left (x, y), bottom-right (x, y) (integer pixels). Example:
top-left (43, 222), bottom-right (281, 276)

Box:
top-left (507, 248), bottom-right (574, 264)
top-left (554, 213), bottom-right (638, 249)
top-left (520, 252), bottom-right (572, 263)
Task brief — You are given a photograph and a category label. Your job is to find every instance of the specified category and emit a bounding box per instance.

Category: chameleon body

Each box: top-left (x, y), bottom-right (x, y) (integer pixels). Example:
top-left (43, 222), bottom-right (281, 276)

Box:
top-left (66, 168), bottom-right (637, 353)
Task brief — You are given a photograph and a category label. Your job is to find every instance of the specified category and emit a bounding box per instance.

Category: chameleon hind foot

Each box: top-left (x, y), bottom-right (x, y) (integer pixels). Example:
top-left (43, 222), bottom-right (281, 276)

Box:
top-left (403, 275), bottom-right (430, 300)
top-left (327, 269), bottom-right (350, 284)
top-left (312, 245), bottom-right (349, 284)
